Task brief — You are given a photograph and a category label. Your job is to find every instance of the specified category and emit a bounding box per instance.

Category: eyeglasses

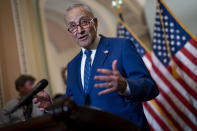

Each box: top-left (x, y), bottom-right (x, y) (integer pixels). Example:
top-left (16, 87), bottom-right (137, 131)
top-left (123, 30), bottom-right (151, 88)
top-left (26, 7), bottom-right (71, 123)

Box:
top-left (67, 17), bottom-right (94, 33)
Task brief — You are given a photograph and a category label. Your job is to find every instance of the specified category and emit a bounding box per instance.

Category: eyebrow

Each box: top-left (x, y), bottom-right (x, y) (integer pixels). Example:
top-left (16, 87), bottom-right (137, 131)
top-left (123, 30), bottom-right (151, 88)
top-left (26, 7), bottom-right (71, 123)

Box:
top-left (67, 16), bottom-right (90, 23)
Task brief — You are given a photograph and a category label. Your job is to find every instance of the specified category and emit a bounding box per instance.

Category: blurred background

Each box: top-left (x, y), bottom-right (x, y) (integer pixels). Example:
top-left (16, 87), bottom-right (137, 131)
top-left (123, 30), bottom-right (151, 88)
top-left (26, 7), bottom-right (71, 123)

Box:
top-left (0, 0), bottom-right (197, 108)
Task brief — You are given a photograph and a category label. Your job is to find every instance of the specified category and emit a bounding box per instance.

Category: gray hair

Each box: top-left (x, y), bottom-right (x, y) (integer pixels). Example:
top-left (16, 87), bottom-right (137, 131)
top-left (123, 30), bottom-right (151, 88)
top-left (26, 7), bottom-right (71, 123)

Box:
top-left (64, 3), bottom-right (94, 20)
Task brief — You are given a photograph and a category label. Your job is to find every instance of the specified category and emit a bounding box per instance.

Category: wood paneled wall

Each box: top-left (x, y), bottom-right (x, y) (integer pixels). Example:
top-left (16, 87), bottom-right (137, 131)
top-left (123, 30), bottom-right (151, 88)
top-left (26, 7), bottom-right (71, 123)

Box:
top-left (0, 0), bottom-right (20, 106)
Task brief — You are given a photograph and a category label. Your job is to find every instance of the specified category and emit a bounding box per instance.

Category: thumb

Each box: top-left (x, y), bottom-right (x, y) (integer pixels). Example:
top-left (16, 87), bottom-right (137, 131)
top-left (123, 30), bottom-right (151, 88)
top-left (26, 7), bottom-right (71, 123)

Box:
top-left (112, 60), bottom-right (118, 71)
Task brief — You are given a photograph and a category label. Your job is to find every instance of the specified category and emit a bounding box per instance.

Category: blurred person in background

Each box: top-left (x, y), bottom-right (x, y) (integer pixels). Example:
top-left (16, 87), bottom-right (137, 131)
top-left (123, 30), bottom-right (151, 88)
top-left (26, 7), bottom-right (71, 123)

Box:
top-left (0, 75), bottom-right (43, 126)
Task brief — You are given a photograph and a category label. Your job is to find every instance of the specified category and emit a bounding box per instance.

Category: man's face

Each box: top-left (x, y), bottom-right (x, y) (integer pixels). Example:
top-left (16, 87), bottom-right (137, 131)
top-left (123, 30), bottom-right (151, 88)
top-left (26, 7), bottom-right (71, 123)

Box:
top-left (18, 80), bottom-right (34, 97)
top-left (65, 7), bottom-right (98, 49)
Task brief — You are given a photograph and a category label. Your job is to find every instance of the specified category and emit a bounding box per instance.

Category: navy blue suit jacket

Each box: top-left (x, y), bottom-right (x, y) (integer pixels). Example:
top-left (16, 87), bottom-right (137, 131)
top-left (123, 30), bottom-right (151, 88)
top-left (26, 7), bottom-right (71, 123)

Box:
top-left (66, 35), bottom-right (159, 130)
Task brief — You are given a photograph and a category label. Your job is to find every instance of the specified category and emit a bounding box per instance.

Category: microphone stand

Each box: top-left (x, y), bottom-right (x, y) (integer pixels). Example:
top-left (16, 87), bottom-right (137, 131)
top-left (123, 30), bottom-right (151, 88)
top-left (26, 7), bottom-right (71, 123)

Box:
top-left (23, 101), bottom-right (33, 120)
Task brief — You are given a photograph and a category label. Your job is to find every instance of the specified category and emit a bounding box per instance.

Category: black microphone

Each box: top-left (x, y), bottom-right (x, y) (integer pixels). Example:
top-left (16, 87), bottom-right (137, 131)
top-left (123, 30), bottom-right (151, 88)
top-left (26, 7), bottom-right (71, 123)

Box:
top-left (5, 79), bottom-right (48, 115)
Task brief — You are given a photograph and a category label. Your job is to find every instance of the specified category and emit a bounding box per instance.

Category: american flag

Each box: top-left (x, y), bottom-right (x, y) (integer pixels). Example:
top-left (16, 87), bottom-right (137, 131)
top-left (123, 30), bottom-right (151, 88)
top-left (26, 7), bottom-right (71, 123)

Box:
top-left (117, 0), bottom-right (197, 130)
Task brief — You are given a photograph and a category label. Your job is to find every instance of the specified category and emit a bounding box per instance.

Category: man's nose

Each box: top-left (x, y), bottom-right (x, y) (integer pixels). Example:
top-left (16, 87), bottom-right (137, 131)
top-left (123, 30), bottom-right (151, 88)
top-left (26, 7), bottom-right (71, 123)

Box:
top-left (76, 25), bottom-right (84, 33)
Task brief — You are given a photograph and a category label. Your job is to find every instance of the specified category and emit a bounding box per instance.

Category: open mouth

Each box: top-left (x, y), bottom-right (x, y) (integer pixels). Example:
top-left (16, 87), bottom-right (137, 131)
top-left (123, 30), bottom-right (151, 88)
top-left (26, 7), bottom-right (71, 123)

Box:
top-left (78, 35), bottom-right (88, 41)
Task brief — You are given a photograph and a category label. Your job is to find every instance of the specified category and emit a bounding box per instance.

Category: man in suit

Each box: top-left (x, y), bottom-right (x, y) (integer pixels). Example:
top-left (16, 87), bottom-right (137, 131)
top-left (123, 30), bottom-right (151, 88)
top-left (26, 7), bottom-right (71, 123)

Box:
top-left (64, 3), bottom-right (159, 131)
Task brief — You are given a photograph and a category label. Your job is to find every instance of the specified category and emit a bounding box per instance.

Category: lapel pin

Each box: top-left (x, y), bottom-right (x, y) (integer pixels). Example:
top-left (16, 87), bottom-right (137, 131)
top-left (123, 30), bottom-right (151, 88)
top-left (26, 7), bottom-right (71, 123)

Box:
top-left (104, 50), bottom-right (109, 54)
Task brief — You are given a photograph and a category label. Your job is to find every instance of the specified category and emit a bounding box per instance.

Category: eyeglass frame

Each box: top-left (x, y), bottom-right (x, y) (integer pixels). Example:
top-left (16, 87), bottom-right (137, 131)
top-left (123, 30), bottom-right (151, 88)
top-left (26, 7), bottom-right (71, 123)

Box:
top-left (66, 17), bottom-right (95, 33)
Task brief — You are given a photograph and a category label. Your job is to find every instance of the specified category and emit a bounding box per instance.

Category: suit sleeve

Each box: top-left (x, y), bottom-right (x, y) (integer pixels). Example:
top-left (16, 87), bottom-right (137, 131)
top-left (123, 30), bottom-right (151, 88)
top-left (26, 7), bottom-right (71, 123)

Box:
top-left (65, 64), bottom-right (72, 97)
top-left (121, 39), bottom-right (159, 102)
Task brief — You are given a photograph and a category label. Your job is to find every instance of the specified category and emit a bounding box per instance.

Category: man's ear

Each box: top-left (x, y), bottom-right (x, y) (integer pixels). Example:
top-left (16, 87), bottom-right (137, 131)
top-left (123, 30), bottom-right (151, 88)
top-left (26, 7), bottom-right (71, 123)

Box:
top-left (94, 18), bottom-right (98, 29)
top-left (91, 18), bottom-right (98, 31)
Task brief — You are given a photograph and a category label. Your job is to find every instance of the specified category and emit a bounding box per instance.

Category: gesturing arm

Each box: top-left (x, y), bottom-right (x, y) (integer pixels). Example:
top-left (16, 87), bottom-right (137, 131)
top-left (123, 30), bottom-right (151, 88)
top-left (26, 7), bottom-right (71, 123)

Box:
top-left (94, 39), bottom-right (159, 102)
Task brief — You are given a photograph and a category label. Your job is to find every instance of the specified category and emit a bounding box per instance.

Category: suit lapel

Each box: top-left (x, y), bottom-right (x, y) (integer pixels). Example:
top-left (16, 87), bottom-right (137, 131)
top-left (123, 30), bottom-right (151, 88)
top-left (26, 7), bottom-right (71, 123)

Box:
top-left (73, 51), bottom-right (85, 97)
top-left (92, 40), bottom-right (110, 69)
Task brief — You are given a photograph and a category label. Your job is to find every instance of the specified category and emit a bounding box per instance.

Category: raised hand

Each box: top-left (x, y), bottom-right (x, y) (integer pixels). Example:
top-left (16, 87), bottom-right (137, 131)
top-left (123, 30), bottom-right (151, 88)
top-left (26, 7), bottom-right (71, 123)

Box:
top-left (33, 90), bottom-right (51, 111)
top-left (94, 60), bottom-right (127, 96)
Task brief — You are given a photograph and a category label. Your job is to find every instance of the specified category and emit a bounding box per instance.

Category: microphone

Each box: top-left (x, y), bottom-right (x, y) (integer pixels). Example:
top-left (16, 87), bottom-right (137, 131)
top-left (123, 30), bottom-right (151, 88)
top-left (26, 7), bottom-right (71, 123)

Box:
top-left (5, 79), bottom-right (48, 115)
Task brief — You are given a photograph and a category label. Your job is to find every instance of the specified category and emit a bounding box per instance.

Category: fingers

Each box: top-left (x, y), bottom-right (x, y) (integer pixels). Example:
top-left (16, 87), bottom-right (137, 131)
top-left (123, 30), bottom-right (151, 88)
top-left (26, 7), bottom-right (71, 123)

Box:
top-left (94, 59), bottom-right (119, 96)
top-left (94, 82), bottom-right (112, 88)
top-left (35, 91), bottom-right (50, 100)
top-left (36, 101), bottom-right (50, 110)
top-left (94, 81), bottom-right (114, 96)
top-left (33, 97), bottom-right (38, 104)
top-left (36, 90), bottom-right (47, 97)
top-left (94, 75), bottom-right (113, 82)
top-left (97, 69), bottom-right (113, 75)
top-left (33, 91), bottom-right (51, 108)
top-left (94, 81), bottom-right (115, 96)
top-left (34, 95), bottom-right (49, 101)
top-left (32, 90), bottom-right (51, 110)
top-left (98, 88), bottom-right (116, 96)
top-left (112, 60), bottom-right (118, 71)
top-left (97, 60), bottom-right (118, 75)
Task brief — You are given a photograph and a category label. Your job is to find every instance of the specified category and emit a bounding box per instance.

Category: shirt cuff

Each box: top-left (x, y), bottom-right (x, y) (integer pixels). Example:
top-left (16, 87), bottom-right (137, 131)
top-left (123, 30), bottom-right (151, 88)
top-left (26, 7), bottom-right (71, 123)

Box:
top-left (119, 81), bottom-right (131, 96)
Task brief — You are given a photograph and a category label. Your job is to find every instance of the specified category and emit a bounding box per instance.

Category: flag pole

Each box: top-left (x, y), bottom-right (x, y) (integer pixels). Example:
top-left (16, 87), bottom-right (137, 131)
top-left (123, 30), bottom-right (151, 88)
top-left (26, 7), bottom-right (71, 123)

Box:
top-left (115, 8), bottom-right (151, 54)
top-left (156, 0), bottom-right (179, 78)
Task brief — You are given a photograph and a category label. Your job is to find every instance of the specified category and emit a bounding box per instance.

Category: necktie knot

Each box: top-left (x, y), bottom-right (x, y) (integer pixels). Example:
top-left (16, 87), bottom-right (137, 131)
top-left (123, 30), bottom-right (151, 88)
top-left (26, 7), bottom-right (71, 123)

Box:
top-left (85, 50), bottom-right (92, 57)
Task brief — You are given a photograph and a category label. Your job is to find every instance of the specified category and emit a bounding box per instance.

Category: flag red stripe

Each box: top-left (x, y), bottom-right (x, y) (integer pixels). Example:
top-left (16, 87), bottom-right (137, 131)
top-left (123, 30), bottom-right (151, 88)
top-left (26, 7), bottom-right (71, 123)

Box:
top-left (147, 55), bottom-right (197, 116)
top-left (148, 123), bottom-right (155, 131)
top-left (146, 54), bottom-right (197, 123)
top-left (152, 61), bottom-right (197, 117)
top-left (143, 102), bottom-right (171, 131)
top-left (145, 53), bottom-right (151, 60)
top-left (154, 98), bottom-right (183, 130)
top-left (173, 56), bottom-right (197, 82)
top-left (189, 39), bottom-right (197, 49)
top-left (180, 47), bottom-right (197, 66)
top-left (146, 52), bottom-right (197, 129)
top-left (147, 53), bottom-right (197, 100)
top-left (167, 66), bottom-right (197, 100)
top-left (155, 83), bottom-right (196, 129)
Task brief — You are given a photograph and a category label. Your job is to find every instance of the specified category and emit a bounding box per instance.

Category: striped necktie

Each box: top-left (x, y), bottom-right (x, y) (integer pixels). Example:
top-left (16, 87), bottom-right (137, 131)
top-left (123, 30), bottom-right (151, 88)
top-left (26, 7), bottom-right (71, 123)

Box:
top-left (84, 50), bottom-right (92, 94)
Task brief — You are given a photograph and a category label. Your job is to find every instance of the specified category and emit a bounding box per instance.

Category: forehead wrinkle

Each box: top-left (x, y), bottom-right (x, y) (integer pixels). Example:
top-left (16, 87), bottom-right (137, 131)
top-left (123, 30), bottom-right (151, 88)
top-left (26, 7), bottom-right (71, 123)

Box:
top-left (68, 15), bottom-right (86, 23)
top-left (68, 16), bottom-right (91, 25)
